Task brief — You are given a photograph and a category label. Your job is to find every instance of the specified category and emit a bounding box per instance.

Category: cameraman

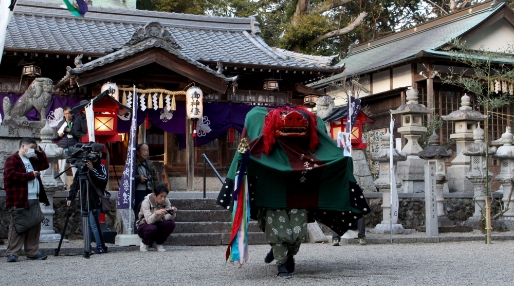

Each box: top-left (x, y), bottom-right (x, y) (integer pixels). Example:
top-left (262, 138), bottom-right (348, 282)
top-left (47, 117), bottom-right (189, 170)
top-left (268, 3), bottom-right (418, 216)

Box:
top-left (55, 106), bottom-right (79, 188)
top-left (66, 151), bottom-right (108, 254)
top-left (134, 144), bottom-right (160, 219)
top-left (136, 183), bottom-right (177, 252)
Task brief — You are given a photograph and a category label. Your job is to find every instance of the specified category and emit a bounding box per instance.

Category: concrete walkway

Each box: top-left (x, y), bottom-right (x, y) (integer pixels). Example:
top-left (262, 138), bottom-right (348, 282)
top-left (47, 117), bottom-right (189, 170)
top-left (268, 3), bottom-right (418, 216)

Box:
top-left (1, 232), bottom-right (514, 285)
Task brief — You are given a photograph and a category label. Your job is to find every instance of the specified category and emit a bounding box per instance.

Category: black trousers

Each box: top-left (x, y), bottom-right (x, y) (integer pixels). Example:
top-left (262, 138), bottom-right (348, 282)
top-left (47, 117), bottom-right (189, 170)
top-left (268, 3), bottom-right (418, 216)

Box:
top-left (333, 217), bottom-right (366, 239)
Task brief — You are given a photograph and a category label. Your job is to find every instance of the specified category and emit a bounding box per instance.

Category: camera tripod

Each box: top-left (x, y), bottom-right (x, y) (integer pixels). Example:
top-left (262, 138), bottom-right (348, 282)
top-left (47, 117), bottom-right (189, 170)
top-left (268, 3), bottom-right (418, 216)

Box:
top-left (54, 165), bottom-right (106, 258)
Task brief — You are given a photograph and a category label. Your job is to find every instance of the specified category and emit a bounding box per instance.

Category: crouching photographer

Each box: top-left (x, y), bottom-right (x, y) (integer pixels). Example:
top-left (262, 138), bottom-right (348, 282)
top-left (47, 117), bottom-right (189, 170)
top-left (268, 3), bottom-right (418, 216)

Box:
top-left (136, 183), bottom-right (177, 252)
top-left (66, 143), bottom-right (109, 256)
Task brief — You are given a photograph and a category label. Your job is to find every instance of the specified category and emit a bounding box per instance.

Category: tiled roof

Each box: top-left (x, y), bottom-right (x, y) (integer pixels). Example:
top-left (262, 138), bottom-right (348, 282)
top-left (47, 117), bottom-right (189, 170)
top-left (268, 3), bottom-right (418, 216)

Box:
top-left (309, 1), bottom-right (505, 88)
top-left (6, 0), bottom-right (341, 72)
top-left (42, 0), bottom-right (135, 9)
top-left (56, 33), bottom-right (237, 86)
top-left (272, 48), bottom-right (337, 67)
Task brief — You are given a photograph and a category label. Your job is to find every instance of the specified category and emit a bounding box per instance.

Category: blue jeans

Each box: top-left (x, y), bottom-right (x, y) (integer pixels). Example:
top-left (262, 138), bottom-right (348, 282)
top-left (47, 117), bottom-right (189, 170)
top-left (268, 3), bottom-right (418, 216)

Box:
top-left (88, 208), bottom-right (104, 248)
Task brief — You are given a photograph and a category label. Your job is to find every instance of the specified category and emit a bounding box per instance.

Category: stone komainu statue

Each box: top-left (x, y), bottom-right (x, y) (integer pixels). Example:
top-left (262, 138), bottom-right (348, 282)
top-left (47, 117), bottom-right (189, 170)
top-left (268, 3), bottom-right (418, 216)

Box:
top-left (315, 95), bottom-right (335, 120)
top-left (3, 78), bottom-right (53, 123)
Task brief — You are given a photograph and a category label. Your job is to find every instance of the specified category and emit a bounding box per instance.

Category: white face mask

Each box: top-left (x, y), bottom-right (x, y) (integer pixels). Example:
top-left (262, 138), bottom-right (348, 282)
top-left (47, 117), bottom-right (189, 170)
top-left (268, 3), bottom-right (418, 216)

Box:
top-left (25, 148), bottom-right (37, 158)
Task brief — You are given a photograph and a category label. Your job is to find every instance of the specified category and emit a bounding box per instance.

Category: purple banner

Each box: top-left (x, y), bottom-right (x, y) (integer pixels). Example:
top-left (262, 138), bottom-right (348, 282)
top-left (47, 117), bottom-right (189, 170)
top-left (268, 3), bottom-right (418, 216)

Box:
top-left (117, 91), bottom-right (138, 210)
top-left (349, 96), bottom-right (361, 127)
top-left (147, 101), bottom-right (186, 135)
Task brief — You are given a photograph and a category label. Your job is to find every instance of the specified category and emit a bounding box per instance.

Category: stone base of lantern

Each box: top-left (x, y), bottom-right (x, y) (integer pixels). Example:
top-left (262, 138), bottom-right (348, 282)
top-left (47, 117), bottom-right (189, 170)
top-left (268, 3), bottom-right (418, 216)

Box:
top-left (370, 223), bottom-right (415, 234)
top-left (40, 233), bottom-right (65, 243)
top-left (351, 149), bottom-right (377, 192)
top-left (438, 215), bottom-right (454, 227)
top-left (499, 217), bottom-right (514, 230)
top-left (463, 216), bottom-right (505, 230)
top-left (446, 165), bottom-right (474, 193)
top-left (397, 156), bottom-right (426, 193)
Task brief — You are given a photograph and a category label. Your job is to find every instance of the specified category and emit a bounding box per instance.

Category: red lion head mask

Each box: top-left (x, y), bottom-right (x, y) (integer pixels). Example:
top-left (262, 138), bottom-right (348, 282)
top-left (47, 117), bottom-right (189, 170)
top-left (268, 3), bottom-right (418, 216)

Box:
top-left (262, 106), bottom-right (319, 156)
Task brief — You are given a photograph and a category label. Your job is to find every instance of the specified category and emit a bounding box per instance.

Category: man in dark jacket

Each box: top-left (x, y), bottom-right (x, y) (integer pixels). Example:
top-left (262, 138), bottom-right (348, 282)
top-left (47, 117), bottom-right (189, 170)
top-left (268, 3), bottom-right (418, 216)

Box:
top-left (4, 137), bottom-right (50, 262)
top-left (55, 106), bottom-right (80, 187)
top-left (134, 143), bottom-right (160, 220)
top-left (72, 101), bottom-right (88, 142)
top-left (66, 152), bottom-right (108, 254)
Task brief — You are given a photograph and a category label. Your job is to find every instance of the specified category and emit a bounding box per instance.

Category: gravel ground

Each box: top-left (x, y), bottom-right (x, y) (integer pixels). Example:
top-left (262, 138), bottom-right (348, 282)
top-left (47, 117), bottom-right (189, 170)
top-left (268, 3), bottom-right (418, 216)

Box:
top-left (1, 239), bottom-right (514, 285)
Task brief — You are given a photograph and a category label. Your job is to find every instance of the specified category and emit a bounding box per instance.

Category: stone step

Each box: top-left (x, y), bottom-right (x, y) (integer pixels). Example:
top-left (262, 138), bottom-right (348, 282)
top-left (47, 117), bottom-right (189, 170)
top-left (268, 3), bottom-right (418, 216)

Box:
top-left (171, 198), bottom-right (225, 211)
top-left (173, 221), bottom-right (261, 234)
top-left (174, 210), bottom-right (232, 222)
top-left (165, 232), bottom-right (267, 246)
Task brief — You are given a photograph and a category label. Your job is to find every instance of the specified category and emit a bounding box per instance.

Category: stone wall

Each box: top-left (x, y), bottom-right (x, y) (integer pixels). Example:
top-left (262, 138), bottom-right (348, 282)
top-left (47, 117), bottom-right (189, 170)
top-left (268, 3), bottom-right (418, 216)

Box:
top-left (360, 198), bottom-right (503, 230)
top-left (0, 197), bottom-right (506, 239)
top-left (0, 197), bottom-right (119, 240)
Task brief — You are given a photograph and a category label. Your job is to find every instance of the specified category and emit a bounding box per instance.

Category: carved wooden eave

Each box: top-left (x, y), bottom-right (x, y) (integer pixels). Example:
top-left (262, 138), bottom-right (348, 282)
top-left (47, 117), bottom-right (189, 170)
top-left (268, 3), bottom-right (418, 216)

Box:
top-left (56, 22), bottom-right (235, 94)
top-left (294, 83), bottom-right (325, 96)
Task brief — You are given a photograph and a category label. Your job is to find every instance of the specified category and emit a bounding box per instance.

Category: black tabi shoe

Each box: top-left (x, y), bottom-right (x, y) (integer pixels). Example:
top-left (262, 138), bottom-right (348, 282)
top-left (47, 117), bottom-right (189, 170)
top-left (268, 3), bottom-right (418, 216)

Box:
top-left (285, 255), bottom-right (295, 273)
top-left (277, 262), bottom-right (292, 278)
top-left (264, 247), bottom-right (274, 264)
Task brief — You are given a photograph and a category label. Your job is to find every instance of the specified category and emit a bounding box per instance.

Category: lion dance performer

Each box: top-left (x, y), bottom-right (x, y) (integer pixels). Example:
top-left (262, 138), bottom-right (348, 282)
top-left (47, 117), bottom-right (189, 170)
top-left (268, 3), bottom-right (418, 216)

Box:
top-left (217, 105), bottom-right (370, 278)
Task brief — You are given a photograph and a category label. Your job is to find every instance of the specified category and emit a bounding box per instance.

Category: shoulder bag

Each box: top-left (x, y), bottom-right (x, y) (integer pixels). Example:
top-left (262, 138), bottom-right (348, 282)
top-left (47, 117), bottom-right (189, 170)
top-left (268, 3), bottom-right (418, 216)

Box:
top-left (12, 200), bottom-right (45, 234)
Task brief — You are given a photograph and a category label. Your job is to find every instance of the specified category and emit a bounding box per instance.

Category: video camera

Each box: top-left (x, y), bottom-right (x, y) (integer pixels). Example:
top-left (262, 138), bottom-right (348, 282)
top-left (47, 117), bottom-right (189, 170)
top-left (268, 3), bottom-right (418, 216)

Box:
top-left (66, 142), bottom-right (105, 169)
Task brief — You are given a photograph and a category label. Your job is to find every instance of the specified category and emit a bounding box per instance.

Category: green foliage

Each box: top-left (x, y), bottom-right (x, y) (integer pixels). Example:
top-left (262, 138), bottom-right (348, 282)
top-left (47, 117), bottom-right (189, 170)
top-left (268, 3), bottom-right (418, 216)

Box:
top-left (440, 39), bottom-right (514, 111)
top-left (418, 114), bottom-right (451, 150)
top-left (136, 1), bottom-right (514, 58)
top-left (279, 14), bottom-right (336, 54)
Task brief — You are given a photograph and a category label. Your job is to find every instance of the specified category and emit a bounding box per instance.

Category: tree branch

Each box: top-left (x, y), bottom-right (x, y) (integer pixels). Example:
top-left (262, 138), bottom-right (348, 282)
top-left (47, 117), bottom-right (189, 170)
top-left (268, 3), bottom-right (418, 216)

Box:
top-left (425, 0), bottom-right (448, 15)
top-left (311, 0), bottom-right (354, 14)
top-left (292, 0), bottom-right (310, 25)
top-left (309, 12), bottom-right (367, 47)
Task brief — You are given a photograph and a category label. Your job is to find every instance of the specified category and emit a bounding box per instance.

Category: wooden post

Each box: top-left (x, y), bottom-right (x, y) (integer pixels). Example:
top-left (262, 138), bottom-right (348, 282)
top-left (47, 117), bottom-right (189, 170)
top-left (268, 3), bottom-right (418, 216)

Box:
top-left (485, 196), bottom-right (492, 244)
top-left (426, 62), bottom-right (434, 122)
top-left (164, 132), bottom-right (174, 167)
top-left (186, 119), bottom-right (194, 191)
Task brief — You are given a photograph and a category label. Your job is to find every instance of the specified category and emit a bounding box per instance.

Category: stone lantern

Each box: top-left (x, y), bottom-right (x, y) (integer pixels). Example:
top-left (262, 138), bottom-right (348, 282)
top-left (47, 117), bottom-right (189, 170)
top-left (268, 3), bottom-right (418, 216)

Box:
top-left (371, 130), bottom-right (407, 233)
top-left (38, 121), bottom-right (65, 242)
top-left (391, 87), bottom-right (432, 193)
top-left (462, 123), bottom-right (496, 221)
top-left (493, 126), bottom-right (514, 229)
top-left (442, 94), bottom-right (487, 193)
top-left (418, 131), bottom-right (453, 229)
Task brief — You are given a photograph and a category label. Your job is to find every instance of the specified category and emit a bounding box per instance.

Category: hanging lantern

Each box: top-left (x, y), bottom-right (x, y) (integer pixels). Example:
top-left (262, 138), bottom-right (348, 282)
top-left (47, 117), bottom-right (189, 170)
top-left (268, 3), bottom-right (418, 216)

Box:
top-left (186, 86), bottom-right (203, 119)
top-left (101, 81), bottom-right (119, 101)
top-left (263, 79), bottom-right (280, 91)
top-left (21, 65), bottom-right (41, 77)
top-left (303, 94), bottom-right (319, 106)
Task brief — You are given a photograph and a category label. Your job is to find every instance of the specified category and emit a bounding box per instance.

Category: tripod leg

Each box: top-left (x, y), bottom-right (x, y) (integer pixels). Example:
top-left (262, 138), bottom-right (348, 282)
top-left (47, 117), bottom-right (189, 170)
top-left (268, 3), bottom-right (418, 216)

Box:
top-left (54, 207), bottom-right (72, 256)
top-left (55, 174), bottom-right (80, 256)
top-left (82, 214), bottom-right (90, 258)
top-left (80, 174), bottom-right (91, 258)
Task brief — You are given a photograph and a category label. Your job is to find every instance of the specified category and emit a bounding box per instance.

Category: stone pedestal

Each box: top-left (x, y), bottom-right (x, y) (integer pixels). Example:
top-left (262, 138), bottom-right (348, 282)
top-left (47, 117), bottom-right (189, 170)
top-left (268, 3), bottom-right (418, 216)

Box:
top-left (391, 87), bottom-right (431, 193)
top-left (463, 123), bottom-right (495, 222)
top-left (418, 132), bottom-right (453, 228)
top-left (39, 122), bottom-right (66, 242)
top-left (442, 94), bottom-right (487, 193)
top-left (371, 131), bottom-right (407, 232)
top-left (493, 127), bottom-right (514, 229)
top-left (351, 149), bottom-right (377, 192)
top-left (397, 157), bottom-right (425, 193)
